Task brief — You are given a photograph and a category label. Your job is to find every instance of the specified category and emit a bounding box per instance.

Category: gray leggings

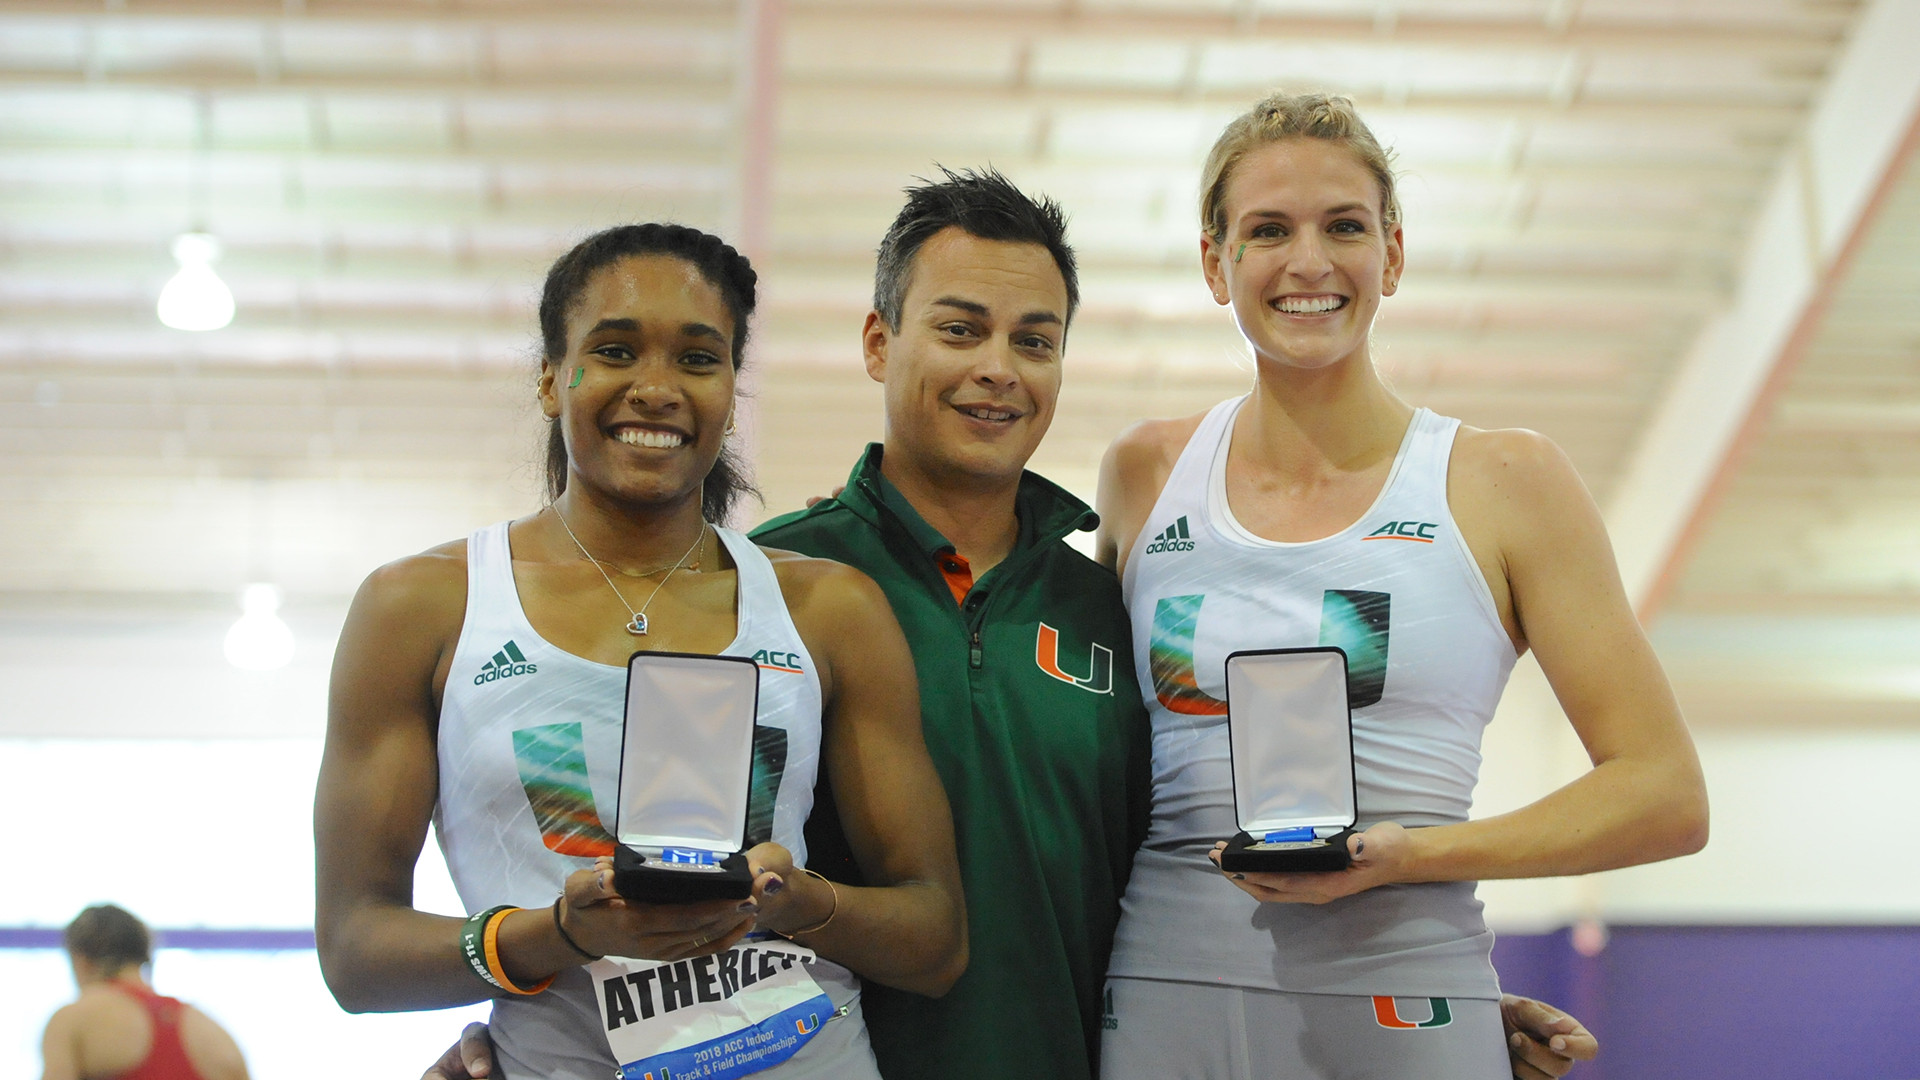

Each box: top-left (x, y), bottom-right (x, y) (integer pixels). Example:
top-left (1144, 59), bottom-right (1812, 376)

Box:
top-left (1100, 976), bottom-right (1508, 1080)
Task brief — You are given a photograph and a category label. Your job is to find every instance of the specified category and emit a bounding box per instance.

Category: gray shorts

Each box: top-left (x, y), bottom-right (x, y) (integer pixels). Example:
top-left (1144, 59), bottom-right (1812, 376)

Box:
top-left (1099, 976), bottom-right (1508, 1080)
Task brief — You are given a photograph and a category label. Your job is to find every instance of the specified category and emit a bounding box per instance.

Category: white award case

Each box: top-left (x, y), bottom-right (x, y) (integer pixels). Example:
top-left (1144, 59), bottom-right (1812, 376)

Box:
top-left (1217, 646), bottom-right (1359, 874)
top-left (611, 651), bottom-right (760, 902)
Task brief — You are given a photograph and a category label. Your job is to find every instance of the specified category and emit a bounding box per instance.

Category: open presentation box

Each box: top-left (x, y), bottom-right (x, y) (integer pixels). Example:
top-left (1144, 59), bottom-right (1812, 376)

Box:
top-left (610, 651), bottom-right (760, 903)
top-left (1217, 647), bottom-right (1358, 874)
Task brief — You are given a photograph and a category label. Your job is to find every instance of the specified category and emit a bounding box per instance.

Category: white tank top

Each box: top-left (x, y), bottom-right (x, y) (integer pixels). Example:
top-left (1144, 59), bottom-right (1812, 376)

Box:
top-left (435, 521), bottom-right (860, 1077)
top-left (1106, 397), bottom-right (1516, 998)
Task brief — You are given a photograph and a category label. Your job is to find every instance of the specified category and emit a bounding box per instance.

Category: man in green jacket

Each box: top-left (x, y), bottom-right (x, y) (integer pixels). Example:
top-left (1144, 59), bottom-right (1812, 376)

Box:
top-left (423, 169), bottom-right (1596, 1080)
top-left (753, 169), bottom-right (1149, 1080)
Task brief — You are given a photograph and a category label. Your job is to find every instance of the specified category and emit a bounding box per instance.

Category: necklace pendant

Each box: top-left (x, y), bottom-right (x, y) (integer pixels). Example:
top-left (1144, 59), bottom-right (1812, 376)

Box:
top-left (627, 613), bottom-right (649, 636)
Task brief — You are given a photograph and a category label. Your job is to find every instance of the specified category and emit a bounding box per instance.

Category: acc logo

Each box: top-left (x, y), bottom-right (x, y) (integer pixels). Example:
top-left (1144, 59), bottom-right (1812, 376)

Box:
top-left (1363, 520), bottom-right (1437, 543)
top-left (1036, 623), bottom-right (1113, 695)
top-left (474, 640), bottom-right (537, 685)
top-left (1144, 515), bottom-right (1195, 555)
top-left (752, 648), bottom-right (805, 674)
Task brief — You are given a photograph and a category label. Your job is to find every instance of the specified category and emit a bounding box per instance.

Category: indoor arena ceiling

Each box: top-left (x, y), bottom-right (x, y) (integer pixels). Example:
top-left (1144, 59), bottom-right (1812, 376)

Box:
top-left (1, 0), bottom-right (1917, 728)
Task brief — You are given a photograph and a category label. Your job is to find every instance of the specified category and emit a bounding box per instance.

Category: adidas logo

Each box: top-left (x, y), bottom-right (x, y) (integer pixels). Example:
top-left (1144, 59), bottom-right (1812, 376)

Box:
top-left (474, 640), bottom-right (538, 685)
top-left (1144, 516), bottom-right (1195, 555)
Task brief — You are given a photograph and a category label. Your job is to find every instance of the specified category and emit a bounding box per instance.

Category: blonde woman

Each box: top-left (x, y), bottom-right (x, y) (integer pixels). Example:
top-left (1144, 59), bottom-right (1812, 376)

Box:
top-left (1094, 93), bottom-right (1707, 1078)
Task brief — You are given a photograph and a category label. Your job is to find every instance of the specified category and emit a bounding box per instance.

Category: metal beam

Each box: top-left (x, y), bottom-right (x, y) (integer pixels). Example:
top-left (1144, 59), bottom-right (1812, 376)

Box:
top-left (1605, 0), bottom-right (1920, 621)
top-left (0, 141), bottom-right (1780, 199)
top-left (0, 69), bottom-right (1818, 125)
top-left (0, 1), bottom-right (1851, 50)
top-left (735, 0), bottom-right (782, 263)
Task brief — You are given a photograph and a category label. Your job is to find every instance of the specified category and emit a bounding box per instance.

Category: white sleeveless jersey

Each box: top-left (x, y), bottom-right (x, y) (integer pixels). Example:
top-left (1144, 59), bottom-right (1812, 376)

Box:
top-left (434, 521), bottom-right (860, 1078)
top-left (1107, 398), bottom-right (1517, 999)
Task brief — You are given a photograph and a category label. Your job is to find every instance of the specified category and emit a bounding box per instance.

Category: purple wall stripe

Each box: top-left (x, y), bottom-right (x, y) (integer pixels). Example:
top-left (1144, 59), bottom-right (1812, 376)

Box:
top-left (7, 921), bottom-right (1917, 1077)
top-left (0, 927), bottom-right (316, 951)
top-left (1494, 924), bottom-right (1920, 1080)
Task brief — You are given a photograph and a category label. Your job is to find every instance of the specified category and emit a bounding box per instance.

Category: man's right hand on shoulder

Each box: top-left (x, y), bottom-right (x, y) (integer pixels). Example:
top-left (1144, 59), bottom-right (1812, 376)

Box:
top-left (422, 1022), bottom-right (494, 1080)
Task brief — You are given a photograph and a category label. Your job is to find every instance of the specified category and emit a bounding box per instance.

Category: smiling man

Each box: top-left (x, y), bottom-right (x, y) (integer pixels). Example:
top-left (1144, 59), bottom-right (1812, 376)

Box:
top-left (748, 168), bottom-right (1147, 1080)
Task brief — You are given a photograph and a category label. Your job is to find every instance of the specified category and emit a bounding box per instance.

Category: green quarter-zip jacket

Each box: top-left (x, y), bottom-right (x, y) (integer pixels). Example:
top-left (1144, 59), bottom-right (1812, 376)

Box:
top-left (752, 444), bottom-right (1150, 1080)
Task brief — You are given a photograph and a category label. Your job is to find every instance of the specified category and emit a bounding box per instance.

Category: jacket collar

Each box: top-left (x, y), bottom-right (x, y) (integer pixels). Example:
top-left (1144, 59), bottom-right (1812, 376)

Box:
top-left (836, 443), bottom-right (1099, 563)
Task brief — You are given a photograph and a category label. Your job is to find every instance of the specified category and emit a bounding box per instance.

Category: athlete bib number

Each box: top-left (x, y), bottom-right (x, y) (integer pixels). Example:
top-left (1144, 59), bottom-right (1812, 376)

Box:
top-left (591, 939), bottom-right (836, 1080)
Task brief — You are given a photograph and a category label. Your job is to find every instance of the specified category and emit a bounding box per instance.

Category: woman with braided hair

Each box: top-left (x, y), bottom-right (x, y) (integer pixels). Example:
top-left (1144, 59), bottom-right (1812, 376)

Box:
top-left (315, 223), bottom-right (965, 1079)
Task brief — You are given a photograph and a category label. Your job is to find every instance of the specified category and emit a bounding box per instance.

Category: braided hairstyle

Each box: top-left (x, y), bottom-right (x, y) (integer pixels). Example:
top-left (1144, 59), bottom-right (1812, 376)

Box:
top-left (537, 223), bottom-right (761, 524)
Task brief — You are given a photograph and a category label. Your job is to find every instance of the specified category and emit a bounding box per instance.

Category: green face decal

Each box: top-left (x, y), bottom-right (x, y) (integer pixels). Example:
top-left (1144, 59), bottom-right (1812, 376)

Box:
top-left (1235, 242), bottom-right (1248, 264)
top-left (567, 366), bottom-right (585, 389)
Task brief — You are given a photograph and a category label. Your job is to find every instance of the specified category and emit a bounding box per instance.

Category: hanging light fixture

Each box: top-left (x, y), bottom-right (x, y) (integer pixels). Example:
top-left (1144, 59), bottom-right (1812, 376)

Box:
top-left (223, 583), bottom-right (295, 671)
top-left (157, 232), bottom-right (235, 332)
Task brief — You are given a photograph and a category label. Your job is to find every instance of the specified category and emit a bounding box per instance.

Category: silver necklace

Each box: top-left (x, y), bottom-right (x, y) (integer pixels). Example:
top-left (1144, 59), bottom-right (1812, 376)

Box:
top-left (553, 508), bottom-right (707, 636)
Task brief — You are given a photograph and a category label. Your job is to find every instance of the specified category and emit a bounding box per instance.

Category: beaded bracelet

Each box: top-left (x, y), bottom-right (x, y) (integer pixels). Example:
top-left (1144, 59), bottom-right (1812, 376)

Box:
top-left (459, 905), bottom-right (556, 995)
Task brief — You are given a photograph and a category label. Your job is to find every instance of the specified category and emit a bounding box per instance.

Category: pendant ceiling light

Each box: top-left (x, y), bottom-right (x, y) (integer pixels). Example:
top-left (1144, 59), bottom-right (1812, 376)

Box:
top-left (157, 231), bottom-right (235, 332)
top-left (223, 583), bottom-right (295, 671)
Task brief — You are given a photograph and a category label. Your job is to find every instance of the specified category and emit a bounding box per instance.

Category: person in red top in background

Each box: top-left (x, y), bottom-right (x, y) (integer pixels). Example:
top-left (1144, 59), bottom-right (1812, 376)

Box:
top-left (39, 904), bottom-right (250, 1080)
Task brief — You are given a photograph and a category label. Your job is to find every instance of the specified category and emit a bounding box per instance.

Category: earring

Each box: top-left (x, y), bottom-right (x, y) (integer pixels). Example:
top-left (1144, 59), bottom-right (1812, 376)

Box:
top-left (725, 412), bottom-right (738, 438)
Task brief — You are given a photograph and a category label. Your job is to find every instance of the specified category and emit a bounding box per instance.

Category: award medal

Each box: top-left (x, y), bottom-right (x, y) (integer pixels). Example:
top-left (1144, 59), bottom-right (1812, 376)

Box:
top-left (1247, 826), bottom-right (1331, 852)
top-left (654, 847), bottom-right (728, 873)
top-left (591, 937), bottom-right (839, 1080)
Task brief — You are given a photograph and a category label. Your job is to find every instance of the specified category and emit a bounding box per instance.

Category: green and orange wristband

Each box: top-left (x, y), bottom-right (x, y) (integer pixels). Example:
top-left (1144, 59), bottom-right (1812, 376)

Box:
top-left (459, 905), bottom-right (556, 996)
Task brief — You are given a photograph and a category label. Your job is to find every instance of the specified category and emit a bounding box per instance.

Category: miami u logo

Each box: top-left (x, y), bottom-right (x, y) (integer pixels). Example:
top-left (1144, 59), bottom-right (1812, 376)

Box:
top-left (511, 721), bottom-right (791, 856)
top-left (1148, 591), bottom-right (1394, 713)
top-left (1372, 996), bottom-right (1453, 1029)
top-left (1149, 595), bottom-right (1228, 715)
top-left (511, 723), bottom-right (618, 857)
top-left (1036, 623), bottom-right (1113, 695)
